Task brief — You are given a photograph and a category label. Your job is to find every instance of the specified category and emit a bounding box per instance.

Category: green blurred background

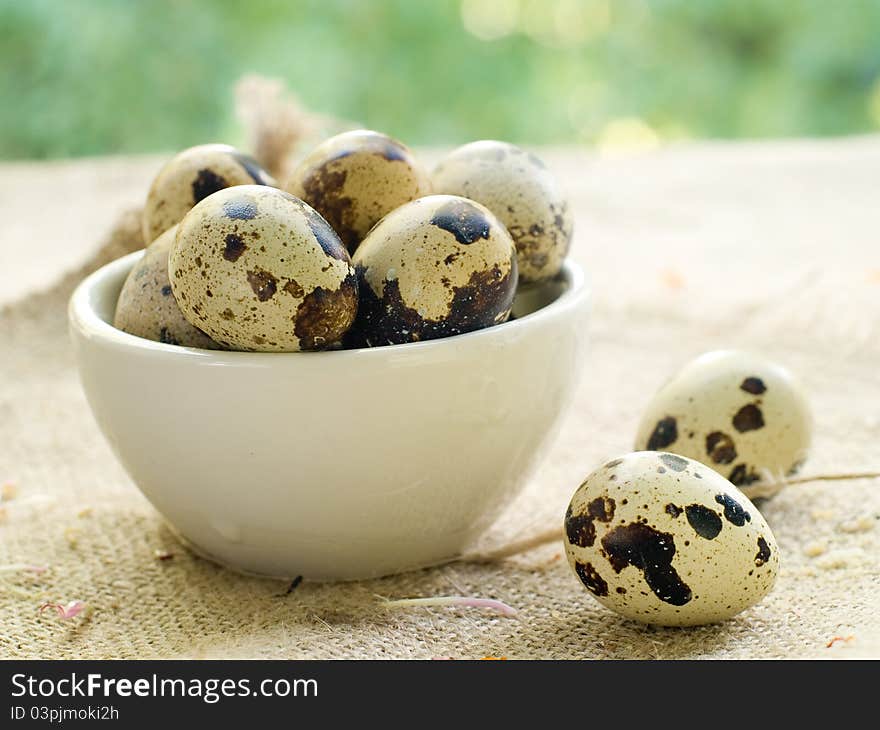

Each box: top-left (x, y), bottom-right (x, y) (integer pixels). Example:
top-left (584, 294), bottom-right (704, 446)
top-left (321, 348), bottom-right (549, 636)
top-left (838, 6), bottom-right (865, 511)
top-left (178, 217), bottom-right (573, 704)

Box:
top-left (3, 0), bottom-right (880, 160)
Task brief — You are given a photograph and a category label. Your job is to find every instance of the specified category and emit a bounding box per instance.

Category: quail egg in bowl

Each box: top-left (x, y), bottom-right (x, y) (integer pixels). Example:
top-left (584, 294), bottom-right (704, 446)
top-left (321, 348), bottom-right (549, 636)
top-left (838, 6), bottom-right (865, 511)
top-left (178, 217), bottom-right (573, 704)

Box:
top-left (69, 250), bottom-right (590, 580)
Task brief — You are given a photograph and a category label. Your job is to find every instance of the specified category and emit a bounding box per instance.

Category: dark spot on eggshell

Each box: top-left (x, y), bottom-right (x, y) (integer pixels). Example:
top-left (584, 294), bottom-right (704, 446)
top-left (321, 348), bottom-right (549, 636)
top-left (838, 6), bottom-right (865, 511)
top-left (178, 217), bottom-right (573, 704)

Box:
top-left (733, 404), bottom-right (765, 432)
top-left (574, 561), bottom-right (609, 597)
top-left (220, 308), bottom-right (235, 320)
top-left (705, 431), bottom-right (737, 464)
top-left (755, 537), bottom-right (772, 566)
top-left (616, 586), bottom-right (627, 594)
top-left (346, 254), bottom-right (516, 347)
top-left (369, 135), bottom-right (408, 162)
top-left (223, 195), bottom-right (258, 220)
top-left (283, 279), bottom-right (304, 298)
top-left (192, 168), bottom-right (228, 204)
top-left (478, 145), bottom-right (507, 162)
top-left (646, 417), bottom-right (678, 450)
top-left (246, 269), bottom-right (278, 301)
top-left (430, 199), bottom-right (492, 245)
top-left (588, 496), bottom-right (615, 522)
top-left (659, 453), bottom-right (688, 472)
top-left (160, 285), bottom-right (172, 297)
top-left (715, 493), bottom-right (751, 526)
top-left (300, 203), bottom-right (351, 262)
top-left (604, 459), bottom-right (623, 469)
top-left (294, 272), bottom-right (358, 350)
top-left (299, 166), bottom-right (356, 251)
top-left (527, 152), bottom-right (547, 169)
top-left (229, 151), bottom-right (273, 185)
top-left (685, 504), bottom-right (723, 540)
top-left (159, 327), bottom-right (179, 345)
top-left (665, 504), bottom-right (683, 518)
top-left (223, 233), bottom-right (247, 262)
top-left (728, 464), bottom-right (761, 486)
top-left (740, 377), bottom-right (767, 395)
top-left (601, 523), bottom-right (692, 606)
top-left (565, 504), bottom-right (596, 548)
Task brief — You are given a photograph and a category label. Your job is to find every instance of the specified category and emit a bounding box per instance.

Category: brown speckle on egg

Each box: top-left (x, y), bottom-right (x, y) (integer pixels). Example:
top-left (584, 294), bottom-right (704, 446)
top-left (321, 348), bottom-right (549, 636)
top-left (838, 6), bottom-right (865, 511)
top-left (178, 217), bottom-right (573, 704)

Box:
top-left (223, 233), bottom-right (247, 262)
top-left (755, 537), bottom-right (772, 566)
top-left (740, 376), bottom-right (767, 394)
top-left (565, 505), bottom-right (597, 548)
top-left (574, 561), bottom-right (610, 597)
top-left (733, 403), bottom-right (765, 432)
top-left (646, 416), bottom-right (678, 450)
top-left (429, 198), bottom-right (492, 244)
top-left (602, 522), bottom-right (693, 606)
top-left (705, 431), bottom-right (737, 464)
top-left (728, 463), bottom-right (761, 486)
top-left (714, 493), bottom-right (751, 526)
top-left (294, 274), bottom-right (359, 350)
top-left (684, 504), bottom-right (723, 540)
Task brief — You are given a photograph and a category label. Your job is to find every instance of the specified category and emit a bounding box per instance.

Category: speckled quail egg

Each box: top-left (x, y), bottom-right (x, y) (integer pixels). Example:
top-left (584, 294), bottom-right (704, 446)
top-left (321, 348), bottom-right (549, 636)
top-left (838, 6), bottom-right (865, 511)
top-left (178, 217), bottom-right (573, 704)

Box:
top-left (113, 226), bottom-right (220, 349)
top-left (431, 140), bottom-right (573, 283)
top-left (564, 451), bottom-right (779, 626)
top-left (169, 186), bottom-right (357, 352)
top-left (345, 194), bottom-right (518, 347)
top-left (286, 129), bottom-right (431, 253)
top-left (634, 350), bottom-right (812, 498)
top-left (143, 144), bottom-right (276, 244)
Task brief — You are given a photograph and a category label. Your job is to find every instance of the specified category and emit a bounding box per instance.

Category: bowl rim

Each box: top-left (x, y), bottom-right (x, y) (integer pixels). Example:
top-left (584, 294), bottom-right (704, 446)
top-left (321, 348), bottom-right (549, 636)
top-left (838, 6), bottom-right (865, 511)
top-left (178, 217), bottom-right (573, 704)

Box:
top-left (69, 250), bottom-right (590, 361)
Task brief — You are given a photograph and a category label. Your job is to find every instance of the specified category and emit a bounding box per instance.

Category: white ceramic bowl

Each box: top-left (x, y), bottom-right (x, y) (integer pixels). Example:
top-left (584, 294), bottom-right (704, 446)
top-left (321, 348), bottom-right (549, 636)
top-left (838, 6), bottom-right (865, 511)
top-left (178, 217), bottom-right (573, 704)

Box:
top-left (69, 251), bottom-right (590, 580)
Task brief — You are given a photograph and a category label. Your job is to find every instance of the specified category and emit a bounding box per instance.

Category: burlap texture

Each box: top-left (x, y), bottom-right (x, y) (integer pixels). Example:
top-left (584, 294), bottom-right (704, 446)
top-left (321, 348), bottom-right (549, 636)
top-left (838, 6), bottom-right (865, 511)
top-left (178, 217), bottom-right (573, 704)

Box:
top-left (1, 139), bottom-right (878, 659)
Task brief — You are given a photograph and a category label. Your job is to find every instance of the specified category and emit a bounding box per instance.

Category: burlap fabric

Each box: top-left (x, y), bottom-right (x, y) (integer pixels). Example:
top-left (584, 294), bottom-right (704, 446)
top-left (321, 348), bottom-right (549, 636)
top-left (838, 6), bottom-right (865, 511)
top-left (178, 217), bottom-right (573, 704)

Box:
top-left (1, 139), bottom-right (878, 659)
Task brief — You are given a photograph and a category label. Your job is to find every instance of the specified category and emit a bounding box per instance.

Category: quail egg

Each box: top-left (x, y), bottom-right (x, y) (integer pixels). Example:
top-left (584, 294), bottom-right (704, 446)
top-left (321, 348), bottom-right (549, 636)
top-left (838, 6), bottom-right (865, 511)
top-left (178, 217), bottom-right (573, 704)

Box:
top-left (169, 186), bottom-right (357, 352)
top-left (431, 140), bottom-right (573, 283)
top-left (634, 350), bottom-right (812, 497)
top-left (113, 226), bottom-right (220, 349)
top-left (564, 451), bottom-right (779, 626)
top-left (286, 129), bottom-right (431, 253)
top-left (346, 194), bottom-right (517, 347)
top-left (143, 144), bottom-right (275, 244)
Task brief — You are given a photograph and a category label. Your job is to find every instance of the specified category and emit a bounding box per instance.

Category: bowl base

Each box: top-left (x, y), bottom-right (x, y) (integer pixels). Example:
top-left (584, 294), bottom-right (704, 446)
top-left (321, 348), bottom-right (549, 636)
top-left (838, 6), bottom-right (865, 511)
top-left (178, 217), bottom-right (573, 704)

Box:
top-left (164, 520), bottom-right (463, 583)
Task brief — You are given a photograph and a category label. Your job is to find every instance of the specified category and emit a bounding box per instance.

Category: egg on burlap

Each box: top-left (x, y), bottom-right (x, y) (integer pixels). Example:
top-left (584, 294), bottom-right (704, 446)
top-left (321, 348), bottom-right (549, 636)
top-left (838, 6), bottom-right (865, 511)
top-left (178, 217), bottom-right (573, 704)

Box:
top-left (564, 451), bottom-right (779, 626)
top-left (635, 350), bottom-right (813, 498)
